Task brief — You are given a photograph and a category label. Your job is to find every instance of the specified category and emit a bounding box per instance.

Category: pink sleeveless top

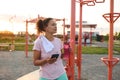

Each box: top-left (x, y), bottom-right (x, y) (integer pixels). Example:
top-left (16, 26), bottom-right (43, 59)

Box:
top-left (33, 36), bottom-right (65, 79)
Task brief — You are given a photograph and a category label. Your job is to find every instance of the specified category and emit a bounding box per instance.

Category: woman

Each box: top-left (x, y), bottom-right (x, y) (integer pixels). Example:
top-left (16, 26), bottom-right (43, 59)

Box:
top-left (33, 18), bottom-right (68, 80)
top-left (63, 36), bottom-right (70, 60)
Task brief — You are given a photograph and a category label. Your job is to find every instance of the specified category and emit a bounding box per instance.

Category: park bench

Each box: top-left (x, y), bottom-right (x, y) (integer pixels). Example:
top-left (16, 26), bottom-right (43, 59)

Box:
top-left (0, 44), bottom-right (9, 51)
top-left (0, 43), bottom-right (15, 51)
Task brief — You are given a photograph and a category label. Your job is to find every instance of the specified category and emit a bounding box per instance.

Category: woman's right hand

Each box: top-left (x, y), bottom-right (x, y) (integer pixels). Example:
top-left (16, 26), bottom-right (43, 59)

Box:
top-left (46, 58), bottom-right (57, 64)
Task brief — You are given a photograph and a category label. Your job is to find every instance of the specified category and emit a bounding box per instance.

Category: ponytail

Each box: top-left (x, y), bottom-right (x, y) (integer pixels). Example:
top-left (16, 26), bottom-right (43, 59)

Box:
top-left (36, 19), bottom-right (44, 34)
top-left (36, 18), bottom-right (53, 34)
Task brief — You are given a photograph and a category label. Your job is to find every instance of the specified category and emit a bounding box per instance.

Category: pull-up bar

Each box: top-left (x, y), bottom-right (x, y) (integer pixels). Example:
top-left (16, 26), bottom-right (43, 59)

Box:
top-left (95, 0), bottom-right (105, 3)
top-left (77, 0), bottom-right (104, 80)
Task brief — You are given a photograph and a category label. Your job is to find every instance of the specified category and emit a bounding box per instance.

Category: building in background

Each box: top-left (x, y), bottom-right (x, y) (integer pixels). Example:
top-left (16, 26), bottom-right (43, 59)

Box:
top-left (65, 21), bottom-right (99, 43)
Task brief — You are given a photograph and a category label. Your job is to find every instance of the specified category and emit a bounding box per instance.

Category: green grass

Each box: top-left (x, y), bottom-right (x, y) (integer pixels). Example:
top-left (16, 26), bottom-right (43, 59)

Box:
top-left (1, 43), bottom-right (119, 55)
top-left (15, 44), bottom-right (109, 54)
top-left (15, 44), bottom-right (33, 51)
top-left (0, 36), bottom-right (120, 55)
top-left (113, 40), bottom-right (120, 54)
top-left (82, 46), bottom-right (108, 54)
top-left (114, 47), bottom-right (120, 54)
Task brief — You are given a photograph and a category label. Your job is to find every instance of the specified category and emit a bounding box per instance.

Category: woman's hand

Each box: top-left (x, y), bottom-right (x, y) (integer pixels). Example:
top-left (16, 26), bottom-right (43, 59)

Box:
top-left (46, 58), bottom-right (57, 64)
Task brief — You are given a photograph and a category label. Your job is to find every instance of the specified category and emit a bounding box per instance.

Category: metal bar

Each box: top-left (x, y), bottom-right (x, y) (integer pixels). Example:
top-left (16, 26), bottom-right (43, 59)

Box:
top-left (63, 19), bottom-right (65, 42)
top-left (25, 20), bottom-right (28, 58)
top-left (69, 0), bottom-right (76, 80)
top-left (108, 0), bottom-right (114, 80)
top-left (77, 0), bottom-right (83, 79)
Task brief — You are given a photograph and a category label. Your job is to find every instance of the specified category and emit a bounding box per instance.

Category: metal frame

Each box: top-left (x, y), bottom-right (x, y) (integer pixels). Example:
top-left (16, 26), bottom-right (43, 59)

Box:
top-left (101, 0), bottom-right (120, 80)
top-left (66, 0), bottom-right (120, 80)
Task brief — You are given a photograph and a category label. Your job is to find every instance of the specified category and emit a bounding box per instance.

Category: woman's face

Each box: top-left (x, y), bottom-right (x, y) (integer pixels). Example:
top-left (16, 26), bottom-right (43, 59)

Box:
top-left (45, 19), bottom-right (57, 34)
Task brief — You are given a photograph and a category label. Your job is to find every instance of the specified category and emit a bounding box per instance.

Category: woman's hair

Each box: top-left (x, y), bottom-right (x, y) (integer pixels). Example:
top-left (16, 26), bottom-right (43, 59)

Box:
top-left (36, 18), bottom-right (53, 34)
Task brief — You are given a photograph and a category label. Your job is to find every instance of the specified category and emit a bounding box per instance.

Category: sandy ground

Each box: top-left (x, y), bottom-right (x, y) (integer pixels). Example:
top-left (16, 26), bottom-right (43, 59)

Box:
top-left (0, 51), bottom-right (120, 80)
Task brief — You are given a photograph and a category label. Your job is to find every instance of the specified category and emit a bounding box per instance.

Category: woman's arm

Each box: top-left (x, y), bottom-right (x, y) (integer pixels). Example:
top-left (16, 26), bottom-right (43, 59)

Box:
top-left (33, 50), bottom-right (48, 66)
top-left (33, 50), bottom-right (57, 66)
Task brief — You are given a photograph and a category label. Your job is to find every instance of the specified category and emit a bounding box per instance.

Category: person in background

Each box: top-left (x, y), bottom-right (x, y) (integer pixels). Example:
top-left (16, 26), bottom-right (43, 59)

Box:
top-left (63, 35), bottom-right (70, 60)
top-left (33, 18), bottom-right (68, 80)
top-left (9, 44), bottom-right (15, 51)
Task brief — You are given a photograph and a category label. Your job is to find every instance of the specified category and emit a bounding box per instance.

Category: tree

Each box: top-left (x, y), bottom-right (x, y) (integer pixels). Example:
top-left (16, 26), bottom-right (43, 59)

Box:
top-left (118, 32), bottom-right (120, 40)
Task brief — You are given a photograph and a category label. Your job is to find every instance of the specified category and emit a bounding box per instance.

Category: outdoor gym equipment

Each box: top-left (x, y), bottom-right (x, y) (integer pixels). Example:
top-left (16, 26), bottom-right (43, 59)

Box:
top-left (101, 0), bottom-right (120, 80)
top-left (66, 0), bottom-right (119, 80)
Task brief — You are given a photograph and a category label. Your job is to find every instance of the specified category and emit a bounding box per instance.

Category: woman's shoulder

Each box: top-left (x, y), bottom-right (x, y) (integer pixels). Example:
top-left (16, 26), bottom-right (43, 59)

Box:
top-left (34, 36), bottom-right (42, 44)
top-left (54, 37), bottom-right (62, 41)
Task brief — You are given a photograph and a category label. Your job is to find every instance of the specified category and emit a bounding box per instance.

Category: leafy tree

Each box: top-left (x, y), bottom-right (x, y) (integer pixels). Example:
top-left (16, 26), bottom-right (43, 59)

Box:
top-left (118, 32), bottom-right (120, 40)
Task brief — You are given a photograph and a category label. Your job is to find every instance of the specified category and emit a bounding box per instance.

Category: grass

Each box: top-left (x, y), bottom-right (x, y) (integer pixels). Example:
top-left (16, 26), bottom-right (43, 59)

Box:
top-left (15, 44), bottom-right (33, 51)
top-left (1, 43), bottom-right (119, 55)
top-left (114, 47), bottom-right (120, 54)
top-left (113, 40), bottom-right (120, 54)
top-left (14, 44), bottom-right (109, 54)
top-left (82, 46), bottom-right (108, 54)
top-left (0, 36), bottom-right (120, 55)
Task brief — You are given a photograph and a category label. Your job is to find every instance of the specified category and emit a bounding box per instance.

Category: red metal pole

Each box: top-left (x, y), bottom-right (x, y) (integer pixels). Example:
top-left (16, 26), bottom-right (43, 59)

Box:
top-left (63, 18), bottom-right (65, 42)
top-left (101, 1), bottom-right (119, 80)
top-left (90, 27), bottom-right (92, 44)
top-left (109, 0), bottom-right (114, 60)
top-left (77, 0), bottom-right (83, 79)
top-left (25, 20), bottom-right (28, 58)
top-left (108, 0), bottom-right (114, 80)
top-left (69, 0), bottom-right (76, 80)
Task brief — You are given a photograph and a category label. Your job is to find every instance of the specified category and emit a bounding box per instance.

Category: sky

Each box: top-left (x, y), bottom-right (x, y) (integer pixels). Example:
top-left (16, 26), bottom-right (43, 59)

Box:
top-left (0, 0), bottom-right (120, 35)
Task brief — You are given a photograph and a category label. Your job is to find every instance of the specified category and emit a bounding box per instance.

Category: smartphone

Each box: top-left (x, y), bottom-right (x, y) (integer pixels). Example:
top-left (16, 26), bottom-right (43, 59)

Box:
top-left (51, 54), bottom-right (59, 59)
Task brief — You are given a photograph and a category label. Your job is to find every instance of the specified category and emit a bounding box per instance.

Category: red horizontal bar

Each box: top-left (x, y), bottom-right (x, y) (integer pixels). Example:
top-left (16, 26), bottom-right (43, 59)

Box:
top-left (95, 0), bottom-right (105, 3)
top-left (101, 57), bottom-right (120, 67)
top-left (103, 13), bottom-right (120, 23)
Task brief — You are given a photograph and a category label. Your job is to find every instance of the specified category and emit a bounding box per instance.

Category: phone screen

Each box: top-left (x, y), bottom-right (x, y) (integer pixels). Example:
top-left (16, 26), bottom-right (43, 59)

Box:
top-left (51, 54), bottom-right (59, 59)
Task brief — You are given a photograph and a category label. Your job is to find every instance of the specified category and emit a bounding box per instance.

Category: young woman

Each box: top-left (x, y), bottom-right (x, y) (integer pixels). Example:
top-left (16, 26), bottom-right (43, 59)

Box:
top-left (33, 18), bottom-right (68, 80)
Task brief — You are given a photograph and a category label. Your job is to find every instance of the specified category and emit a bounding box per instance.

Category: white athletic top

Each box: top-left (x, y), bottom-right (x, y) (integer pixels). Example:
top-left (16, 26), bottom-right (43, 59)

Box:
top-left (33, 36), bottom-right (65, 79)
